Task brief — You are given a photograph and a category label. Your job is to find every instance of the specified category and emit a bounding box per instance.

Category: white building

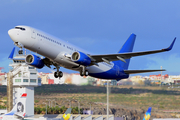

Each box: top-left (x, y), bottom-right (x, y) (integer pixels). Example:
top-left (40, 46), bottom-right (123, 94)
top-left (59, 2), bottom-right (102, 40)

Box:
top-left (7, 53), bottom-right (41, 117)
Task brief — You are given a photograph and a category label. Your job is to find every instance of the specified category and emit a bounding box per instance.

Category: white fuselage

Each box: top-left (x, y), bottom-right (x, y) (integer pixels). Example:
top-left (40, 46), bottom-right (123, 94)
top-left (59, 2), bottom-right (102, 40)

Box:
top-left (8, 25), bottom-right (175, 80)
top-left (8, 26), bottom-right (115, 79)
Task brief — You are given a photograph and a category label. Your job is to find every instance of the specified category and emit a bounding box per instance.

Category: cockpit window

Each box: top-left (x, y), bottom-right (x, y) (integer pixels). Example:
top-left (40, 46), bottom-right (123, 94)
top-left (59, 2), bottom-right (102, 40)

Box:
top-left (15, 27), bottom-right (26, 31)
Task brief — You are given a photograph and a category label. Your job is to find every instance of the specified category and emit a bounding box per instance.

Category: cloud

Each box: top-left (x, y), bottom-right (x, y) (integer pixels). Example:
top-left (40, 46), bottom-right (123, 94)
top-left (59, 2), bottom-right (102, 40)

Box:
top-left (145, 54), bottom-right (180, 73)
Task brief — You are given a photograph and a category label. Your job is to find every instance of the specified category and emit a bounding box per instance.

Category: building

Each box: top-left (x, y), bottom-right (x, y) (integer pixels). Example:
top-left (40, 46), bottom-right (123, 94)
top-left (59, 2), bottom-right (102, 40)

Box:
top-left (38, 72), bottom-right (97, 85)
top-left (149, 74), bottom-right (169, 80)
top-left (0, 67), bottom-right (5, 85)
top-left (38, 72), bottom-right (49, 84)
top-left (6, 50), bottom-right (41, 117)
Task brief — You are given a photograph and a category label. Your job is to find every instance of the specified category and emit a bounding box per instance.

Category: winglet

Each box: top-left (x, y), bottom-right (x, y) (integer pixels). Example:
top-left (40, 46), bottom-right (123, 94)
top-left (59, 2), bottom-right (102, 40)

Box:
top-left (8, 47), bottom-right (15, 59)
top-left (164, 37), bottom-right (176, 51)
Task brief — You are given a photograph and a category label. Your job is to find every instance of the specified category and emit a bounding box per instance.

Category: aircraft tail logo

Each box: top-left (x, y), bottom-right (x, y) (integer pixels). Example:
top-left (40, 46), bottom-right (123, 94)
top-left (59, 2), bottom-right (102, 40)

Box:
top-left (61, 108), bottom-right (72, 120)
top-left (63, 113), bottom-right (71, 120)
top-left (143, 107), bottom-right (152, 120)
top-left (0, 93), bottom-right (27, 119)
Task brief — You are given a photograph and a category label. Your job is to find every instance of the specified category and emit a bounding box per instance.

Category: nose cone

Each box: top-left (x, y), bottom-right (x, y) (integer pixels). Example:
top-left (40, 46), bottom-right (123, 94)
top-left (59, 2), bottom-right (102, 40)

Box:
top-left (8, 29), bottom-right (16, 42)
top-left (8, 29), bottom-right (13, 36)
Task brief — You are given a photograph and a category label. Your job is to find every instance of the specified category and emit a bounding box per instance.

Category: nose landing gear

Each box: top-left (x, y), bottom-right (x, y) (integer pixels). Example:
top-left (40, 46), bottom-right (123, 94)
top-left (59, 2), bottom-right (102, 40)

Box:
top-left (14, 42), bottom-right (23, 54)
top-left (18, 49), bottom-right (23, 54)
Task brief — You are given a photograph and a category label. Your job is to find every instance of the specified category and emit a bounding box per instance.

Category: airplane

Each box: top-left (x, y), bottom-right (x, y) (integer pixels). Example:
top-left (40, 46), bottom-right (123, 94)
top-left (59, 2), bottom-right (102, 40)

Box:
top-left (0, 93), bottom-right (26, 120)
top-left (143, 107), bottom-right (152, 120)
top-left (8, 25), bottom-right (176, 80)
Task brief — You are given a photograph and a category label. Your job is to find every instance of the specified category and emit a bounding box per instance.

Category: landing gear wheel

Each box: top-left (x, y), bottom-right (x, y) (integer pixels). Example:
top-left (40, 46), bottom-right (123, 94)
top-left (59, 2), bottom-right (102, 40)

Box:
top-left (54, 72), bottom-right (58, 78)
top-left (18, 50), bottom-right (23, 54)
top-left (54, 71), bottom-right (63, 78)
top-left (80, 67), bottom-right (88, 76)
top-left (80, 68), bottom-right (83, 76)
top-left (58, 71), bottom-right (63, 78)
top-left (85, 70), bottom-right (88, 76)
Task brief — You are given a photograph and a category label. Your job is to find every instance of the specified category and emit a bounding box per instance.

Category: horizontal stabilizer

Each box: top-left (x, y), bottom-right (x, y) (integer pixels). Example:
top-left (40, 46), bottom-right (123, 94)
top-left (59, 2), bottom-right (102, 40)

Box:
top-left (124, 69), bottom-right (165, 74)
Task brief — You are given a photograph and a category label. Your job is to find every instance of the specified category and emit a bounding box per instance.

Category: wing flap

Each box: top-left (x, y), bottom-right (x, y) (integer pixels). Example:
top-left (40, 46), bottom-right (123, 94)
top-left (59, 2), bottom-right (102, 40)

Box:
top-left (124, 69), bottom-right (166, 74)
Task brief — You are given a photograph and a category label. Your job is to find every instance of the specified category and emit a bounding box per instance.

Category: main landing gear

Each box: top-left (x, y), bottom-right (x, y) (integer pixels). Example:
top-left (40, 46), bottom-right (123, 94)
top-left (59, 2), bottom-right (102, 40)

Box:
top-left (80, 66), bottom-right (89, 76)
top-left (54, 71), bottom-right (63, 78)
top-left (54, 65), bottom-right (63, 78)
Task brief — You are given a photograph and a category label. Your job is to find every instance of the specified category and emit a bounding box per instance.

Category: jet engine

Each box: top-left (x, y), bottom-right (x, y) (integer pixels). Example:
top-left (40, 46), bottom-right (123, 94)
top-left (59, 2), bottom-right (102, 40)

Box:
top-left (71, 51), bottom-right (91, 66)
top-left (25, 54), bottom-right (44, 69)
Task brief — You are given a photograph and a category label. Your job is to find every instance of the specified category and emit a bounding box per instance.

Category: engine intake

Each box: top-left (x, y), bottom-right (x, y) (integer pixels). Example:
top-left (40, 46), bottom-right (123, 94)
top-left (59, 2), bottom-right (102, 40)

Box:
top-left (25, 54), bottom-right (44, 69)
top-left (71, 51), bottom-right (91, 66)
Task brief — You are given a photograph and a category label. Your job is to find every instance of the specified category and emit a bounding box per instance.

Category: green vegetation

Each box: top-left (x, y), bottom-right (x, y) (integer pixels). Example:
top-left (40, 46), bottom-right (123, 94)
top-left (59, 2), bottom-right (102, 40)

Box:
top-left (0, 84), bottom-right (180, 95)
top-left (34, 106), bottom-right (82, 114)
top-left (35, 100), bottom-right (39, 103)
top-left (0, 86), bottom-right (6, 96)
top-left (33, 85), bottom-right (180, 112)
top-left (0, 105), bottom-right (6, 109)
top-left (1, 84), bottom-right (180, 112)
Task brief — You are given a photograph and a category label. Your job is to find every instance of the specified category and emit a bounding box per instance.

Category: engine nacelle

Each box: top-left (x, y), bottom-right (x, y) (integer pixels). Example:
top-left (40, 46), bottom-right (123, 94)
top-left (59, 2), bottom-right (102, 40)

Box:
top-left (71, 51), bottom-right (91, 66)
top-left (25, 54), bottom-right (44, 69)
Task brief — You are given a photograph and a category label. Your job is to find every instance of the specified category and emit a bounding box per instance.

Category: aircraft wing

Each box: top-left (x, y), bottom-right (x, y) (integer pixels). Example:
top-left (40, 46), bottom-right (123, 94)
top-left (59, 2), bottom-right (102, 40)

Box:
top-left (124, 69), bottom-right (165, 74)
top-left (90, 38), bottom-right (176, 63)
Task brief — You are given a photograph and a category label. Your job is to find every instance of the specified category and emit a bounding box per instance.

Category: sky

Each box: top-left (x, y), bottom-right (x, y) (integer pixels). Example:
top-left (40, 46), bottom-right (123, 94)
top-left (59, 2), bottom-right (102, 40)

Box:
top-left (0, 0), bottom-right (180, 76)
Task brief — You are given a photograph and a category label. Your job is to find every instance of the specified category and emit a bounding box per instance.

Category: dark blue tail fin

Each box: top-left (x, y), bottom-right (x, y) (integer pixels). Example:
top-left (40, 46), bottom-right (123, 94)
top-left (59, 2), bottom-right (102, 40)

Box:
top-left (8, 47), bottom-right (15, 59)
top-left (143, 107), bottom-right (152, 120)
top-left (113, 33), bottom-right (136, 69)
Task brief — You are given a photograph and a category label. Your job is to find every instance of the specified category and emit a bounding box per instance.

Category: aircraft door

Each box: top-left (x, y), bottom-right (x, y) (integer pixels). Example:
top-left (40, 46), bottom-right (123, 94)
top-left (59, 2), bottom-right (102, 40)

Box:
top-left (31, 29), bottom-right (36, 39)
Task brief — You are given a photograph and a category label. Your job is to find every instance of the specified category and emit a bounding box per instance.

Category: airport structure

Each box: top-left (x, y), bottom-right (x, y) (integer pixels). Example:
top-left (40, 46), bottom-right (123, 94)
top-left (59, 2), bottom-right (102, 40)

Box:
top-left (1, 49), bottom-right (115, 120)
top-left (26, 114), bottom-right (114, 120)
top-left (1, 49), bottom-right (179, 119)
top-left (6, 49), bottom-right (41, 117)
